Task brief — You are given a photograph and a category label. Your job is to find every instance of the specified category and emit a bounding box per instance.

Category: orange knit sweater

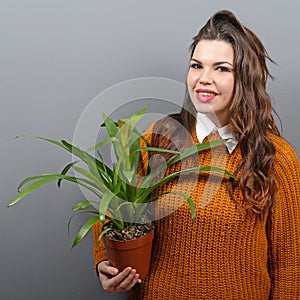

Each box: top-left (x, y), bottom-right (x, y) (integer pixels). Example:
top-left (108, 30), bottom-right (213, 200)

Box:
top-left (92, 125), bottom-right (300, 300)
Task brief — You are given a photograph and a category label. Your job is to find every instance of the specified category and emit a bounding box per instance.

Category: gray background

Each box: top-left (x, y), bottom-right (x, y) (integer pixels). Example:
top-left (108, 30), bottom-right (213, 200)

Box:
top-left (1, 1), bottom-right (299, 299)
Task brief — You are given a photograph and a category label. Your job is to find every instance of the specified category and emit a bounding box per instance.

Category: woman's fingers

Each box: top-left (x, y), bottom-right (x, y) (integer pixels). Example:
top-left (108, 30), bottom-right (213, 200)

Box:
top-left (98, 261), bottom-right (141, 294)
top-left (117, 268), bottom-right (141, 290)
top-left (98, 260), bottom-right (118, 276)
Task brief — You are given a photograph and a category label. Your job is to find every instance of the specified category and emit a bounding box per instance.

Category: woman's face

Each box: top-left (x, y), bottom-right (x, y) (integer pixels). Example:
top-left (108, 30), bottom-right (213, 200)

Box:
top-left (187, 39), bottom-right (235, 126)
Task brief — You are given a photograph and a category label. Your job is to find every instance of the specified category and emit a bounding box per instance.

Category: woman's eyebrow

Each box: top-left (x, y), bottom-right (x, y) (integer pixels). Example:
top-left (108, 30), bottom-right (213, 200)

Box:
top-left (190, 58), bottom-right (233, 67)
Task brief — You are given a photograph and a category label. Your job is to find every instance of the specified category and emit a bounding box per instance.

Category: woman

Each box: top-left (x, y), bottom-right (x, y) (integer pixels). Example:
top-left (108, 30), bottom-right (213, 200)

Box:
top-left (93, 10), bottom-right (300, 299)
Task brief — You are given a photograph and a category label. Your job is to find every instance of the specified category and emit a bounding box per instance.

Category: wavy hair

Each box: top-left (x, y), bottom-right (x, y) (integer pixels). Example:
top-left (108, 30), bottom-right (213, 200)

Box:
top-left (153, 10), bottom-right (281, 215)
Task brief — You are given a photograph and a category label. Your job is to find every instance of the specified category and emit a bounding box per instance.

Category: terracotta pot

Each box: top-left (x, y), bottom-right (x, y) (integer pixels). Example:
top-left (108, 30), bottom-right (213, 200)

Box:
top-left (103, 229), bottom-right (154, 279)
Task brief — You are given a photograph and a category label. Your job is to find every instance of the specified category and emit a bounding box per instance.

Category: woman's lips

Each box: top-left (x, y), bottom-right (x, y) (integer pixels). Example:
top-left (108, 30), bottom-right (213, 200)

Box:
top-left (195, 89), bottom-right (218, 103)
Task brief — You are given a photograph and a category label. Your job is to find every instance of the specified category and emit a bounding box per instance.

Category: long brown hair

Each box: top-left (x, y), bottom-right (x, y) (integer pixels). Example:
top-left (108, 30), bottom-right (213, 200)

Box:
top-left (153, 10), bottom-right (281, 215)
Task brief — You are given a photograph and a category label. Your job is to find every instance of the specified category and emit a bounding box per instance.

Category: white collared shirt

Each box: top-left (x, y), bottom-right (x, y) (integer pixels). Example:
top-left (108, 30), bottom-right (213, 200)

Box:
top-left (196, 112), bottom-right (238, 154)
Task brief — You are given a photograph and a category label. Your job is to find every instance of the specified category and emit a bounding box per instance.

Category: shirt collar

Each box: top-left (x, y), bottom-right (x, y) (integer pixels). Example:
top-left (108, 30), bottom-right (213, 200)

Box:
top-left (196, 112), bottom-right (238, 154)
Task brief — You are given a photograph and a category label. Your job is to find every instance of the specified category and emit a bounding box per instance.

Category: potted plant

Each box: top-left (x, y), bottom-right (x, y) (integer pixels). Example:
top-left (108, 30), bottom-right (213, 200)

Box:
top-left (8, 105), bottom-right (235, 279)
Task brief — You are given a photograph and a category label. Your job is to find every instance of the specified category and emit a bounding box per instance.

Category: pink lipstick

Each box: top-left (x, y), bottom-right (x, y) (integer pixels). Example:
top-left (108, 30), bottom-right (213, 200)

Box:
top-left (195, 89), bottom-right (218, 103)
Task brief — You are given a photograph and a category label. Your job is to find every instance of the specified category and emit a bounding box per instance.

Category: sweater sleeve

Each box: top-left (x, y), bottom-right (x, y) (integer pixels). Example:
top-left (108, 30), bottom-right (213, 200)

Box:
top-left (267, 141), bottom-right (300, 299)
top-left (92, 221), bottom-right (108, 276)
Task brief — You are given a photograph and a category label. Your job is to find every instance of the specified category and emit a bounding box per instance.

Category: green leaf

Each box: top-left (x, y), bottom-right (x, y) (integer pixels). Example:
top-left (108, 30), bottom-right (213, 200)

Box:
top-left (72, 200), bottom-right (100, 211)
top-left (138, 147), bottom-right (180, 155)
top-left (8, 173), bottom-right (104, 207)
top-left (15, 136), bottom-right (115, 188)
top-left (147, 190), bottom-right (196, 222)
top-left (122, 170), bottom-right (135, 183)
top-left (60, 140), bottom-right (114, 187)
top-left (71, 215), bottom-right (100, 248)
top-left (15, 135), bottom-right (66, 149)
top-left (83, 152), bottom-right (103, 179)
top-left (135, 140), bottom-right (229, 198)
top-left (67, 209), bottom-right (98, 236)
top-left (129, 104), bottom-right (149, 121)
top-left (58, 161), bottom-right (78, 188)
top-left (136, 165), bottom-right (237, 204)
top-left (94, 150), bottom-right (113, 187)
top-left (118, 105), bottom-right (149, 129)
top-left (113, 199), bottom-right (138, 223)
top-left (98, 226), bottom-right (113, 240)
top-left (98, 215), bottom-right (124, 230)
top-left (170, 191), bottom-right (196, 223)
top-left (8, 177), bottom-right (59, 207)
top-left (103, 113), bottom-right (118, 138)
top-left (72, 165), bottom-right (106, 193)
top-left (99, 191), bottom-right (116, 220)
top-left (86, 136), bottom-right (116, 153)
top-left (129, 130), bottom-right (142, 172)
top-left (167, 139), bottom-right (227, 166)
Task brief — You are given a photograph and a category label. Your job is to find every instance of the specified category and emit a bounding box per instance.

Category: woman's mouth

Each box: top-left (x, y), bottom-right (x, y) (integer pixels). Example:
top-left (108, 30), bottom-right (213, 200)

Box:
top-left (195, 89), bottom-right (218, 103)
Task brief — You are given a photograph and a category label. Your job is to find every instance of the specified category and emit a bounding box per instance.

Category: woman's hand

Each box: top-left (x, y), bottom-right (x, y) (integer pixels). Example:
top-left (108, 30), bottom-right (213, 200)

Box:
top-left (98, 260), bottom-right (141, 295)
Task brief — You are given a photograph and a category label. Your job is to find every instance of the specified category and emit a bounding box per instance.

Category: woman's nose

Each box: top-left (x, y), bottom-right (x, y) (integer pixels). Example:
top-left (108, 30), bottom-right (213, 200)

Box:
top-left (198, 69), bottom-right (213, 85)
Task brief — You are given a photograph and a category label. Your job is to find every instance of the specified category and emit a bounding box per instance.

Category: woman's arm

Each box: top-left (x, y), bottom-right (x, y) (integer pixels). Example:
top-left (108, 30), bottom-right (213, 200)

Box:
top-left (267, 141), bottom-right (300, 299)
top-left (92, 221), bottom-right (108, 275)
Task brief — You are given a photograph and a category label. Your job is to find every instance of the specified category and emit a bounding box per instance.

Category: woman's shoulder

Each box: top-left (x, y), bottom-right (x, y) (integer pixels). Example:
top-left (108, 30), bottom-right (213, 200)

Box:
top-left (141, 113), bottom-right (180, 138)
top-left (143, 113), bottom-right (188, 150)
top-left (268, 132), bottom-right (299, 170)
top-left (143, 113), bottom-right (183, 139)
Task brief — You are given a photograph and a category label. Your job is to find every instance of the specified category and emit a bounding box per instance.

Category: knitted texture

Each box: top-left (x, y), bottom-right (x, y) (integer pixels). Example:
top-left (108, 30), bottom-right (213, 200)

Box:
top-left (92, 125), bottom-right (300, 300)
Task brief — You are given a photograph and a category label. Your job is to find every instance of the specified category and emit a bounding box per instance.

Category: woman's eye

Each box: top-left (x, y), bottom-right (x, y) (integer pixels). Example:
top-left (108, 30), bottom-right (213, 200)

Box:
top-left (216, 66), bottom-right (231, 72)
top-left (190, 63), bottom-right (202, 69)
